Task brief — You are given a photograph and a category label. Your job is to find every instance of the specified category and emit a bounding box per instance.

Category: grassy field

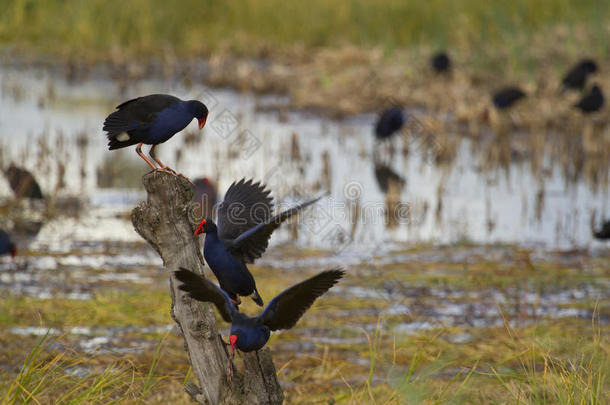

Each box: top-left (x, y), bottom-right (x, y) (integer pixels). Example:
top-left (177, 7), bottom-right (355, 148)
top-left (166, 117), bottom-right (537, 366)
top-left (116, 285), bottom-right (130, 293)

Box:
top-left (0, 0), bottom-right (608, 61)
top-left (1, 244), bottom-right (608, 404)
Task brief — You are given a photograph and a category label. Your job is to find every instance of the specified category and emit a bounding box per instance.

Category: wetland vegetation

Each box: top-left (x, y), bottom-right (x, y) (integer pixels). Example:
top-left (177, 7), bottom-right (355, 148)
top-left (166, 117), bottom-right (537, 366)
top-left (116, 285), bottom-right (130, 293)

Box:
top-left (0, 1), bottom-right (609, 403)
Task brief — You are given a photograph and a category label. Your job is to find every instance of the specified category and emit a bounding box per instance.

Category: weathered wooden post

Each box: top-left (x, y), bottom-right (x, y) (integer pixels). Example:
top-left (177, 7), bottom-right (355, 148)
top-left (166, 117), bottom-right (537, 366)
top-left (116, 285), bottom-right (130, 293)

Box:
top-left (131, 172), bottom-right (284, 404)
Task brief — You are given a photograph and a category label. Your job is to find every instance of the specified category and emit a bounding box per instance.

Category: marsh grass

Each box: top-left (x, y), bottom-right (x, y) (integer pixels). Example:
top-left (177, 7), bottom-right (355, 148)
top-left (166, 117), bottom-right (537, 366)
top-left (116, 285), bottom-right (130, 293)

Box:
top-left (1, 306), bottom-right (608, 404)
top-left (278, 312), bottom-right (608, 404)
top-left (0, 0), bottom-right (608, 64)
top-left (0, 246), bottom-right (608, 403)
top-left (0, 331), bottom-right (174, 405)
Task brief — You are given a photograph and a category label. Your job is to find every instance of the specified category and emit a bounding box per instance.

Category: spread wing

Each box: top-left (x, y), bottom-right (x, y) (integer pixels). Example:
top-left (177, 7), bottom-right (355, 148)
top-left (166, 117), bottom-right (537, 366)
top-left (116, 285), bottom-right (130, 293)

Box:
top-left (174, 268), bottom-right (236, 323)
top-left (217, 179), bottom-right (274, 242)
top-left (229, 196), bottom-right (322, 263)
top-left (258, 269), bottom-right (344, 331)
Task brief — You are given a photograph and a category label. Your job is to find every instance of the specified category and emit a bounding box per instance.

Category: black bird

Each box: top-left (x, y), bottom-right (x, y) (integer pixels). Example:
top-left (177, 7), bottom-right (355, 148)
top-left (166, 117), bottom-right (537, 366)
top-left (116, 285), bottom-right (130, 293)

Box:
top-left (562, 59), bottom-right (598, 91)
top-left (593, 220), bottom-right (610, 240)
top-left (431, 51), bottom-right (451, 73)
top-left (492, 87), bottom-right (526, 109)
top-left (4, 165), bottom-right (43, 199)
top-left (194, 179), bottom-right (321, 306)
top-left (191, 177), bottom-right (218, 222)
top-left (174, 267), bottom-right (343, 353)
top-left (375, 107), bottom-right (405, 139)
top-left (574, 85), bottom-right (604, 114)
top-left (0, 229), bottom-right (17, 258)
top-left (103, 94), bottom-right (208, 174)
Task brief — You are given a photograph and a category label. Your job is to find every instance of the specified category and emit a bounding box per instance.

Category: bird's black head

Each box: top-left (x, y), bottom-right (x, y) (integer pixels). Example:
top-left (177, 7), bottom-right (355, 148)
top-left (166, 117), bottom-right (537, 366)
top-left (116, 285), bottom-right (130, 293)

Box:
top-left (185, 100), bottom-right (209, 129)
top-left (194, 218), bottom-right (217, 236)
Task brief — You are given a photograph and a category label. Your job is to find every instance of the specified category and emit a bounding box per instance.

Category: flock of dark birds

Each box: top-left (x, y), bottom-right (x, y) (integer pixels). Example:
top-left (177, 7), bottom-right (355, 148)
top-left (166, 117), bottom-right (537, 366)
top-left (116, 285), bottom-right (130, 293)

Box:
top-left (490, 58), bottom-right (603, 112)
top-left (375, 54), bottom-right (605, 141)
top-left (1, 54), bottom-right (609, 365)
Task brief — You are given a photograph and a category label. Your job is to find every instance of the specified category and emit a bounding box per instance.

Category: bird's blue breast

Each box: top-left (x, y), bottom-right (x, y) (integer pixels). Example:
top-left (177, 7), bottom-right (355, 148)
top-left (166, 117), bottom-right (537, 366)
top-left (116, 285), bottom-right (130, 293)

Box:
top-left (148, 105), bottom-right (194, 144)
top-left (203, 233), bottom-right (252, 295)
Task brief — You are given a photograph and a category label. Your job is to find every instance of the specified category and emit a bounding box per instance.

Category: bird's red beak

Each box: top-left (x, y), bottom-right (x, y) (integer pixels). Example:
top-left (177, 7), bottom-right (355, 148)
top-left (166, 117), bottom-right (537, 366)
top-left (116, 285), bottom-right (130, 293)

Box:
top-left (229, 334), bottom-right (237, 357)
top-left (198, 118), bottom-right (207, 130)
top-left (194, 219), bottom-right (206, 237)
top-left (10, 248), bottom-right (17, 258)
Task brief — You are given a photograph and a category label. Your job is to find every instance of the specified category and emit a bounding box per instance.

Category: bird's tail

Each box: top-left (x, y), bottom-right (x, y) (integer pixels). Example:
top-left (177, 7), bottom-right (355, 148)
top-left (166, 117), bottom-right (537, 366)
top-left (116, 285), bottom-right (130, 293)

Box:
top-left (103, 111), bottom-right (147, 150)
top-left (106, 134), bottom-right (141, 150)
top-left (251, 290), bottom-right (264, 307)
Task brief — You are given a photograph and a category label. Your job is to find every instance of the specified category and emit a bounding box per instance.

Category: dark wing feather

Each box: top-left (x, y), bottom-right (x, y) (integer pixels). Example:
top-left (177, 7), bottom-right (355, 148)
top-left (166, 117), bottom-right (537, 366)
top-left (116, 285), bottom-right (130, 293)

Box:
top-left (217, 179), bottom-right (274, 242)
top-left (258, 269), bottom-right (344, 331)
top-left (174, 268), bottom-right (236, 323)
top-left (230, 196), bottom-right (322, 263)
top-left (103, 94), bottom-right (181, 134)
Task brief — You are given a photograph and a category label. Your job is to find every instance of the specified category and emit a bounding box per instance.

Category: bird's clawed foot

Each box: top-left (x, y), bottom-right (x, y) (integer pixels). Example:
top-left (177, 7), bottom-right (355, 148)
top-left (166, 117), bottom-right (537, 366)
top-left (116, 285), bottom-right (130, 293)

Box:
top-left (163, 167), bottom-right (179, 175)
top-left (150, 168), bottom-right (193, 184)
top-left (153, 167), bottom-right (177, 176)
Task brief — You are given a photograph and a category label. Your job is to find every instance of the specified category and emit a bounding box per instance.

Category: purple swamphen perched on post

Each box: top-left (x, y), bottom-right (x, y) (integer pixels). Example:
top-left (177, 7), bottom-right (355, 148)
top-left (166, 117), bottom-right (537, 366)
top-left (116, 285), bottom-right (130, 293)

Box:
top-left (0, 229), bottom-right (17, 258)
top-left (562, 59), bottom-right (598, 92)
top-left (103, 94), bottom-right (208, 175)
top-left (174, 267), bottom-right (343, 354)
top-left (375, 107), bottom-right (405, 140)
top-left (194, 179), bottom-right (321, 307)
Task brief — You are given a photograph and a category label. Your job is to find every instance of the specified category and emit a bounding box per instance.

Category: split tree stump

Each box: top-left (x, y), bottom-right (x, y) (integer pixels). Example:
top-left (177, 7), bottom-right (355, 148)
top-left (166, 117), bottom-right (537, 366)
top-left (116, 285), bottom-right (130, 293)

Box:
top-left (131, 172), bottom-right (284, 404)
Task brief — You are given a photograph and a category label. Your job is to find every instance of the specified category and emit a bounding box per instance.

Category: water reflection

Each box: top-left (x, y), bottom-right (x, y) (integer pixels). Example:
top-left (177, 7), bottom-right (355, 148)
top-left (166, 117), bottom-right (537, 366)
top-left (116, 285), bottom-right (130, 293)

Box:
top-left (0, 66), bottom-right (608, 249)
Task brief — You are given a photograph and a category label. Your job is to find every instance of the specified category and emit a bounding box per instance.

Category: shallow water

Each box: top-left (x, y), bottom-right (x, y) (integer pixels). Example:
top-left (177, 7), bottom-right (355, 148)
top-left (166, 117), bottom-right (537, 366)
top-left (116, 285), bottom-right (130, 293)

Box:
top-left (0, 65), bottom-right (609, 360)
top-left (1, 66), bottom-right (609, 251)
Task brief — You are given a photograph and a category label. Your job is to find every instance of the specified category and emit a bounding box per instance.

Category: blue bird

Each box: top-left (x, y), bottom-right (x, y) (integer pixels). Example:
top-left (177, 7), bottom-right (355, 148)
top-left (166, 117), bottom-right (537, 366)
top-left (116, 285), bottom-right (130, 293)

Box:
top-left (103, 94), bottom-right (208, 174)
top-left (0, 229), bottom-right (17, 258)
top-left (194, 179), bottom-right (321, 306)
top-left (375, 107), bottom-right (405, 139)
top-left (174, 267), bottom-right (344, 354)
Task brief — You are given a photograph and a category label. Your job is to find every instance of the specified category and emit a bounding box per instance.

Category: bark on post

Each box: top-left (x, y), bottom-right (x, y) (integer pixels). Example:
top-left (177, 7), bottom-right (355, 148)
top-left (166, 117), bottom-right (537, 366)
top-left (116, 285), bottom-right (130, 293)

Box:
top-left (131, 172), bottom-right (284, 405)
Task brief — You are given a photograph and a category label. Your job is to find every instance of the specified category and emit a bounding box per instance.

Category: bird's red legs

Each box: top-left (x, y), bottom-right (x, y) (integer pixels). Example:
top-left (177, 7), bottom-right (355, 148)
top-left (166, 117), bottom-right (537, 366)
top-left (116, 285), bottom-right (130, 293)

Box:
top-left (231, 295), bottom-right (242, 306)
top-left (149, 145), bottom-right (177, 175)
top-left (135, 143), bottom-right (158, 171)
